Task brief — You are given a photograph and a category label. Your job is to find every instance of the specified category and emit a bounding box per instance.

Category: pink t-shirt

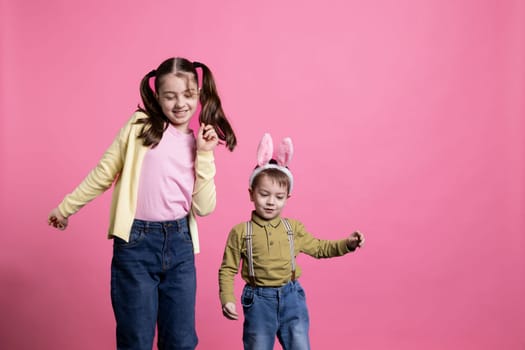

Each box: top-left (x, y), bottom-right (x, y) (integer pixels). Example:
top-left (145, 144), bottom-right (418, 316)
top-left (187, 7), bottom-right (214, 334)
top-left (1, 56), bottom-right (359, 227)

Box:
top-left (135, 124), bottom-right (196, 221)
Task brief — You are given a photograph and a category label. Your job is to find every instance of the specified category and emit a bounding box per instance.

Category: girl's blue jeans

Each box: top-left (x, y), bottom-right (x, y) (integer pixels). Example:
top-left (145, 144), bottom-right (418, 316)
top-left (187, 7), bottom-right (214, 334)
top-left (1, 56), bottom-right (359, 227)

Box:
top-left (111, 217), bottom-right (197, 350)
top-left (241, 280), bottom-right (311, 350)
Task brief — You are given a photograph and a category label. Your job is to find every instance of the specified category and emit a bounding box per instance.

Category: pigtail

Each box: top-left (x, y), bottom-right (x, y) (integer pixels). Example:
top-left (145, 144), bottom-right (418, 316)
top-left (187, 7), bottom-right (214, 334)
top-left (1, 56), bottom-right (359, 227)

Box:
top-left (136, 69), bottom-right (168, 148)
top-left (194, 62), bottom-right (237, 151)
top-left (139, 70), bottom-right (159, 115)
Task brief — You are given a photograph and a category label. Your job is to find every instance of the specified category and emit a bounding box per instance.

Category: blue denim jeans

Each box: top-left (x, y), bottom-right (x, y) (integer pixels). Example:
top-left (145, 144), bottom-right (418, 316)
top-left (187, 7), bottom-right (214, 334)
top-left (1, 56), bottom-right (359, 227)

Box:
top-left (111, 218), bottom-right (197, 350)
top-left (241, 281), bottom-right (311, 350)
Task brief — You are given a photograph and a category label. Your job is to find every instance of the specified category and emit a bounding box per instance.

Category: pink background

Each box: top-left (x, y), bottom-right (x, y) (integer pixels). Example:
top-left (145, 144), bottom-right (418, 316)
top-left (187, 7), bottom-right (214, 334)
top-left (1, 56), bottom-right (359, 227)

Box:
top-left (1, 0), bottom-right (524, 349)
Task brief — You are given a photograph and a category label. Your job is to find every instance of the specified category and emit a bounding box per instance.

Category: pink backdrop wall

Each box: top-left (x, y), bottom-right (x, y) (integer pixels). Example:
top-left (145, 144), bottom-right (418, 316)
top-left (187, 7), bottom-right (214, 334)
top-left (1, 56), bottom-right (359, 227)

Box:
top-left (1, 0), bottom-right (524, 349)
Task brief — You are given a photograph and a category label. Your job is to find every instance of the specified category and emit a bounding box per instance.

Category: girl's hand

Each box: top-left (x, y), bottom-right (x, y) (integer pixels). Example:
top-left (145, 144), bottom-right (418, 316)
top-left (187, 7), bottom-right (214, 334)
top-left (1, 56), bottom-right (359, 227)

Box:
top-left (197, 124), bottom-right (219, 152)
top-left (48, 208), bottom-right (69, 230)
top-left (347, 231), bottom-right (364, 250)
top-left (222, 302), bottom-right (239, 320)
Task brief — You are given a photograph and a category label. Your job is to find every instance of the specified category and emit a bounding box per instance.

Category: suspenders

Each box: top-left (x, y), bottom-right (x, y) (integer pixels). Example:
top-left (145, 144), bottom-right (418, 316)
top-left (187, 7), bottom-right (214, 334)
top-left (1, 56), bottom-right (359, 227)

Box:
top-left (245, 221), bottom-right (256, 286)
top-left (245, 218), bottom-right (296, 286)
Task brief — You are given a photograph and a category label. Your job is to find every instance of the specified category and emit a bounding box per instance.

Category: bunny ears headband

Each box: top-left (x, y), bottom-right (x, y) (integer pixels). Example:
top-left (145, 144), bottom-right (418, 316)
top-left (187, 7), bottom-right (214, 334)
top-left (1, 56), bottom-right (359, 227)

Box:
top-left (249, 133), bottom-right (294, 193)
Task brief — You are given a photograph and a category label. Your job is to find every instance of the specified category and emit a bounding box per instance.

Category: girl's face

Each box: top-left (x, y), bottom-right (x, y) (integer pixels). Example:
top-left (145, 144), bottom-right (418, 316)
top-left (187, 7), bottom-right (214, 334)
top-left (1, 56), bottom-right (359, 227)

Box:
top-left (156, 73), bottom-right (199, 132)
top-left (249, 175), bottom-right (290, 220)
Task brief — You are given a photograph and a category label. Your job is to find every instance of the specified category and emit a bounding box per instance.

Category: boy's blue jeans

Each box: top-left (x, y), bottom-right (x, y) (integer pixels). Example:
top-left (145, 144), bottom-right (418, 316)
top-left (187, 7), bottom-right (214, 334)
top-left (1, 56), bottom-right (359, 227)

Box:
top-left (111, 218), bottom-right (197, 350)
top-left (241, 280), bottom-right (311, 350)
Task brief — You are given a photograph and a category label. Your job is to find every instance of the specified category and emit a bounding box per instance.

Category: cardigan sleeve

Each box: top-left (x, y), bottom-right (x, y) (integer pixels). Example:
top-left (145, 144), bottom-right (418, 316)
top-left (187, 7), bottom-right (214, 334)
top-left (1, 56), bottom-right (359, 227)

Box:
top-left (191, 150), bottom-right (216, 216)
top-left (57, 117), bottom-right (133, 218)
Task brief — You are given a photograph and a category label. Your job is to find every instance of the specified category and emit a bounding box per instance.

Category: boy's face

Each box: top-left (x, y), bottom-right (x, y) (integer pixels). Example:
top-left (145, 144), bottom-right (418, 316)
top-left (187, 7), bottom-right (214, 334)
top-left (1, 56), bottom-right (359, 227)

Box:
top-left (249, 174), bottom-right (290, 220)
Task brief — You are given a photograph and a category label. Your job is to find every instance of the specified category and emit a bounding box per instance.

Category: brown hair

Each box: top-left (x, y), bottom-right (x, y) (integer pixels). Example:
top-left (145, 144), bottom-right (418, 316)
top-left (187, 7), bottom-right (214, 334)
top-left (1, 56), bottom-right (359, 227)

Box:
top-left (251, 167), bottom-right (291, 194)
top-left (136, 57), bottom-right (237, 150)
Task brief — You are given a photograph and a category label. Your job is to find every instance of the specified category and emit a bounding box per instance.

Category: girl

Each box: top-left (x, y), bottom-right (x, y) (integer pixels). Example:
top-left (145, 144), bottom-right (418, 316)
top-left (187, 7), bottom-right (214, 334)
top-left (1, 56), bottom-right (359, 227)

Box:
top-left (48, 57), bottom-right (237, 350)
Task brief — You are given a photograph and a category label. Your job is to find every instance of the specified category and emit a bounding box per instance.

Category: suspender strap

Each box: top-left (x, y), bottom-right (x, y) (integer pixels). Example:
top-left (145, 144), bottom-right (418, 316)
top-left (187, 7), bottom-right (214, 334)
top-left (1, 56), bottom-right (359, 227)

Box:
top-left (281, 218), bottom-right (296, 279)
top-left (245, 222), bottom-right (256, 286)
top-left (245, 218), bottom-right (296, 286)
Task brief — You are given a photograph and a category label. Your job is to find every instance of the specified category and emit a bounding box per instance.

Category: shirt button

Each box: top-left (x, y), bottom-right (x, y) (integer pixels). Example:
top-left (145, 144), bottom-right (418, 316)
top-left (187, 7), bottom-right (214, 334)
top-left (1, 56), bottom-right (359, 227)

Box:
top-left (270, 241), bottom-right (274, 245)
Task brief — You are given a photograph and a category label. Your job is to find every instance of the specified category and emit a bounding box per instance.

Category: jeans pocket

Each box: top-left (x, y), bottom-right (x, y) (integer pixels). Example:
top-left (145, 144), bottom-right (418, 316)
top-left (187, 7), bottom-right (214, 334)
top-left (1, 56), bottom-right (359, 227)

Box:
top-left (241, 287), bottom-right (255, 308)
top-left (181, 229), bottom-right (193, 244)
top-left (297, 285), bottom-right (306, 299)
top-left (114, 224), bottom-right (145, 249)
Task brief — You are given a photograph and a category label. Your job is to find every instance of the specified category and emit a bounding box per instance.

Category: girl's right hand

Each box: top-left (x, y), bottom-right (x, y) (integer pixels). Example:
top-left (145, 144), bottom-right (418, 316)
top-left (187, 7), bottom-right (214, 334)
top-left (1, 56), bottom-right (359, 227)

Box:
top-left (222, 302), bottom-right (239, 320)
top-left (197, 124), bottom-right (219, 152)
top-left (48, 208), bottom-right (68, 230)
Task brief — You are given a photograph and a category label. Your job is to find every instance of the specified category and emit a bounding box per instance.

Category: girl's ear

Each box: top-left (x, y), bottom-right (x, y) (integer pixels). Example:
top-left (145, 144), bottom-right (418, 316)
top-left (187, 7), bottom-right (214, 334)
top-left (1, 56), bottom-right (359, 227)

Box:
top-left (257, 133), bottom-right (273, 166)
top-left (248, 188), bottom-right (255, 201)
top-left (276, 137), bottom-right (293, 167)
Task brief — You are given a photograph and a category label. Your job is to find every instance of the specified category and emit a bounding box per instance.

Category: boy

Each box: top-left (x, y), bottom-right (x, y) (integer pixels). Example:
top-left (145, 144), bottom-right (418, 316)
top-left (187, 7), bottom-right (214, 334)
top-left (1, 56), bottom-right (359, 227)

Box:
top-left (218, 134), bottom-right (364, 350)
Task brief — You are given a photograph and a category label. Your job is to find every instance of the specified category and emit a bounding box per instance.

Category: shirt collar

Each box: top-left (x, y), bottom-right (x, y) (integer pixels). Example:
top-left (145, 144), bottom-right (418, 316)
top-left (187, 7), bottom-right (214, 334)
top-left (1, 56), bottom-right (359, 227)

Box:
top-left (251, 211), bottom-right (282, 228)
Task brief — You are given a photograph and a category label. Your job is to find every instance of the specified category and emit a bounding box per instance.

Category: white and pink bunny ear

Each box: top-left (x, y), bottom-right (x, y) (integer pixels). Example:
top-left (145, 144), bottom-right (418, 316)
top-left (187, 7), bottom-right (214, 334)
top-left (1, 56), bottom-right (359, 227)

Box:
top-left (250, 133), bottom-right (295, 193)
top-left (256, 133), bottom-right (274, 166)
top-left (276, 137), bottom-right (293, 167)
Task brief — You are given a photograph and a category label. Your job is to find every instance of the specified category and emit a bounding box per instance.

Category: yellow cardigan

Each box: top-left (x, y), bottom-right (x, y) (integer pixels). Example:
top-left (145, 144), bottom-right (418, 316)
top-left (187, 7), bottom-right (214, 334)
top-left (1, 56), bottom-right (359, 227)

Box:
top-left (57, 111), bottom-right (216, 253)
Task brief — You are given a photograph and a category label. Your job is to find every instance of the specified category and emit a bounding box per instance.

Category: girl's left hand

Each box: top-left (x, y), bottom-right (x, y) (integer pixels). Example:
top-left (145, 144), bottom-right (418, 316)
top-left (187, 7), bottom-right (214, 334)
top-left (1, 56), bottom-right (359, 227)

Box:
top-left (197, 124), bottom-right (219, 152)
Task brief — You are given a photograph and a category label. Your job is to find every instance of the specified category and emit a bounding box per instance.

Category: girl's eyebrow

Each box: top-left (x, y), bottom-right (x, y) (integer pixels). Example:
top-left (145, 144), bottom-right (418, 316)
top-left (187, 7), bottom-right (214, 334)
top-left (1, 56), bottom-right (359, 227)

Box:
top-left (163, 89), bottom-right (197, 95)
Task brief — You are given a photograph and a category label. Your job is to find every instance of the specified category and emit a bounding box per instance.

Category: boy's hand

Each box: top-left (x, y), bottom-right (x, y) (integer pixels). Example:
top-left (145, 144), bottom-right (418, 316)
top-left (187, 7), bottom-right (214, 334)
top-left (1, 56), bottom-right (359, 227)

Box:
top-left (222, 302), bottom-right (239, 320)
top-left (197, 124), bottom-right (219, 152)
top-left (48, 208), bottom-right (69, 230)
top-left (347, 231), bottom-right (364, 250)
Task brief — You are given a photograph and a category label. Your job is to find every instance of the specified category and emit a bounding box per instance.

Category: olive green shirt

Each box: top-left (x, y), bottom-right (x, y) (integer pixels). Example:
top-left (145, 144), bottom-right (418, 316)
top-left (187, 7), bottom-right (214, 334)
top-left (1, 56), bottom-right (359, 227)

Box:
top-left (219, 212), bottom-right (352, 305)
